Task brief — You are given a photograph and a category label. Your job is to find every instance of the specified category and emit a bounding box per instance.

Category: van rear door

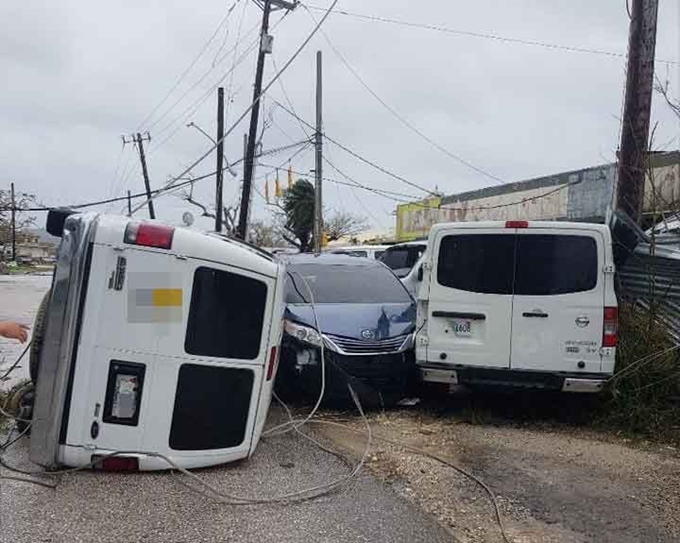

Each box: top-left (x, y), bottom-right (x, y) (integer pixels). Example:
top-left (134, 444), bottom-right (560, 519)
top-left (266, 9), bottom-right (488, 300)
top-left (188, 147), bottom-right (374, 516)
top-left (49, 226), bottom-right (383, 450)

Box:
top-left (509, 229), bottom-right (604, 373)
top-left (426, 229), bottom-right (515, 368)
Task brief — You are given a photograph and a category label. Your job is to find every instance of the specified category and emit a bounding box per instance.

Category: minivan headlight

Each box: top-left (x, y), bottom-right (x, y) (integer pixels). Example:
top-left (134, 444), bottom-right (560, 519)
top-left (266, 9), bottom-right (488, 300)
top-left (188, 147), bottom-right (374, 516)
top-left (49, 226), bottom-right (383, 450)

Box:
top-left (284, 320), bottom-right (324, 347)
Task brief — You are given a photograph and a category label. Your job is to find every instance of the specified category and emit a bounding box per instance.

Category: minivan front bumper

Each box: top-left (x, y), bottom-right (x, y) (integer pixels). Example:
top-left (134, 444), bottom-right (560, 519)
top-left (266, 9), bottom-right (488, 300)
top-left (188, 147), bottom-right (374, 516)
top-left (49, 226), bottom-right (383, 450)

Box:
top-left (418, 364), bottom-right (610, 393)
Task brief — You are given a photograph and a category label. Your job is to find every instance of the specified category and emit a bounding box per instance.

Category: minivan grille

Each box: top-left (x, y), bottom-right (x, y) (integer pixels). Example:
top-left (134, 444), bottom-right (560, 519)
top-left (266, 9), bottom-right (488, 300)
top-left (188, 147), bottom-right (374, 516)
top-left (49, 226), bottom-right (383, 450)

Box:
top-left (325, 334), bottom-right (410, 355)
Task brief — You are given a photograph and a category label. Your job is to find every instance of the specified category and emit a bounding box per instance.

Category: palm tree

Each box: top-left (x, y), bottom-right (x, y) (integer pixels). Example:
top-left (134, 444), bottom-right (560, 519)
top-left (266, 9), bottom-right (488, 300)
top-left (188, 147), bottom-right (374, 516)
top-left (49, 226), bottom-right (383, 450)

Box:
top-left (282, 179), bottom-right (315, 252)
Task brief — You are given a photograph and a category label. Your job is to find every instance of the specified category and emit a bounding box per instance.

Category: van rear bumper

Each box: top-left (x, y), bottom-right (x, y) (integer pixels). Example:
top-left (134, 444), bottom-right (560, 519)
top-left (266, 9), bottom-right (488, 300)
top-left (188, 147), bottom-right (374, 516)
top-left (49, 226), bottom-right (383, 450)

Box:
top-left (418, 364), bottom-right (611, 393)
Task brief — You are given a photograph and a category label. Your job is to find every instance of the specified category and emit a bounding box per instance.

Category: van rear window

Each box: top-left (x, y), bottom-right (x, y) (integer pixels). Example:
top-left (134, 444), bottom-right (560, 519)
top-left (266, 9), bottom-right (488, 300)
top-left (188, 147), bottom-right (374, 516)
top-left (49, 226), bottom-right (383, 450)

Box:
top-left (437, 234), bottom-right (516, 294)
top-left (515, 235), bottom-right (597, 295)
top-left (437, 233), bottom-right (598, 295)
top-left (185, 267), bottom-right (267, 360)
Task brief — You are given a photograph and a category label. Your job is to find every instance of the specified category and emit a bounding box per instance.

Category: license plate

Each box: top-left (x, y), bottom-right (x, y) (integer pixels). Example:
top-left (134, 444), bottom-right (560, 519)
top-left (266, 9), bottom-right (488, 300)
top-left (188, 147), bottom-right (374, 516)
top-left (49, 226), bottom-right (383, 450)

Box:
top-left (453, 321), bottom-right (471, 336)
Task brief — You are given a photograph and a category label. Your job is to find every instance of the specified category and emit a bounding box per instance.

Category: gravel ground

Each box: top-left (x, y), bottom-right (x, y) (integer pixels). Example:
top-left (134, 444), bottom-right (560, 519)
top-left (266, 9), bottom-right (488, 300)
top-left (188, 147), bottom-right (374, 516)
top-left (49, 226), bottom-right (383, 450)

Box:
top-left (315, 409), bottom-right (680, 543)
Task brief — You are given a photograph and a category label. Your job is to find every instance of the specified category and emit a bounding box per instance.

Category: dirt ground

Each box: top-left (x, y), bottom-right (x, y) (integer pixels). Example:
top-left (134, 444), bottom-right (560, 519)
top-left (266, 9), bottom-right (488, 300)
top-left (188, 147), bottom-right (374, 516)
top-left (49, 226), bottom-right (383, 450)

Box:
top-left (313, 394), bottom-right (680, 543)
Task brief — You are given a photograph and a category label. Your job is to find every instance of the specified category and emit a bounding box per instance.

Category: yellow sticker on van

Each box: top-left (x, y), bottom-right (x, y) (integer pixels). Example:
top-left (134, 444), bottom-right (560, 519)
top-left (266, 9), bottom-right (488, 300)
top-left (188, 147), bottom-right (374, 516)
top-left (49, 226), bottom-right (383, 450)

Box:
top-left (151, 288), bottom-right (182, 307)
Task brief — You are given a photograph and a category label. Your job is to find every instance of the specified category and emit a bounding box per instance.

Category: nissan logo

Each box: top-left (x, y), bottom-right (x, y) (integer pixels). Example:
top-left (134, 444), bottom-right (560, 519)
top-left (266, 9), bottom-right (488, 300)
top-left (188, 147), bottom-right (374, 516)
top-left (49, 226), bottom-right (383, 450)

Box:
top-left (361, 329), bottom-right (375, 340)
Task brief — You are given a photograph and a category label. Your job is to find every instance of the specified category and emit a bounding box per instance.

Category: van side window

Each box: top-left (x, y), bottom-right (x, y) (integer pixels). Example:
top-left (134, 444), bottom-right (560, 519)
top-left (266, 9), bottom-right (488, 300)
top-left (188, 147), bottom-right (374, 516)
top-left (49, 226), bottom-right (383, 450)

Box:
top-left (514, 235), bottom-right (597, 295)
top-left (185, 267), bottom-right (267, 360)
top-left (437, 234), bottom-right (515, 294)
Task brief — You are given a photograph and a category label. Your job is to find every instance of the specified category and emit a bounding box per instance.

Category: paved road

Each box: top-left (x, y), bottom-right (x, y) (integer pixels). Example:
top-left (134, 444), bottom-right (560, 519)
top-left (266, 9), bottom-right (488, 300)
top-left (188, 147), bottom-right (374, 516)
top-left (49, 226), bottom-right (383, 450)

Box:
top-left (0, 274), bottom-right (453, 543)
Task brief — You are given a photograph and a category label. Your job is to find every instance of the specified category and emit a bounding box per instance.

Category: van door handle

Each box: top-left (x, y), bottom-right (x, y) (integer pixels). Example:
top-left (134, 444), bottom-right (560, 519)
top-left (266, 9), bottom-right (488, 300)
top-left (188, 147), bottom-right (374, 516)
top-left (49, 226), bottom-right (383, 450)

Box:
top-left (523, 311), bottom-right (548, 318)
top-left (432, 311), bottom-right (486, 320)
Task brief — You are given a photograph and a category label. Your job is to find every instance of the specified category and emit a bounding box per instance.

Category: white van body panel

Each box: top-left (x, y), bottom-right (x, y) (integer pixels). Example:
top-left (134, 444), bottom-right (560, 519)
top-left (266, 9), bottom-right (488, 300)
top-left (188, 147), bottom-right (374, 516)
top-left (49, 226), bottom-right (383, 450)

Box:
top-left (417, 221), bottom-right (617, 391)
top-left (33, 213), bottom-right (284, 471)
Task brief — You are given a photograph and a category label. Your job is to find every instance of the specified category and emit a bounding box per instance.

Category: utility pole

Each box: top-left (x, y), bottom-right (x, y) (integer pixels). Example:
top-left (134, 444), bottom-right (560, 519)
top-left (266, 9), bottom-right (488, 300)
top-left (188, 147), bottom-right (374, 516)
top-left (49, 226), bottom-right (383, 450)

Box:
top-left (313, 51), bottom-right (323, 254)
top-left (123, 132), bottom-right (155, 219)
top-left (616, 0), bottom-right (659, 223)
top-left (10, 182), bottom-right (16, 262)
top-left (216, 87), bottom-right (225, 232)
top-left (236, 0), bottom-right (298, 239)
top-left (127, 190), bottom-right (132, 216)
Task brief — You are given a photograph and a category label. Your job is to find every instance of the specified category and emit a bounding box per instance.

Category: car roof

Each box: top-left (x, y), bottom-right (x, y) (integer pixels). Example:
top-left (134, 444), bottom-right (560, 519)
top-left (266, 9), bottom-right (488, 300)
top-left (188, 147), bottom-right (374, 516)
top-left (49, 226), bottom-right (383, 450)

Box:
top-left (328, 245), bottom-right (390, 251)
top-left (386, 240), bottom-right (427, 248)
top-left (282, 253), bottom-right (384, 267)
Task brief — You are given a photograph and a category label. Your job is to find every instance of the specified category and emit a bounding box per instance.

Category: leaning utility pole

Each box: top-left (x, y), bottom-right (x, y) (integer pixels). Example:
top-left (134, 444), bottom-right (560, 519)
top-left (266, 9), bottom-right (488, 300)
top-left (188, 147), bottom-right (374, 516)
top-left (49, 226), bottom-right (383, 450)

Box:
top-left (313, 51), bottom-right (323, 254)
top-left (123, 132), bottom-right (155, 219)
top-left (10, 182), bottom-right (16, 262)
top-left (616, 0), bottom-right (659, 223)
top-left (236, 0), bottom-right (298, 239)
top-left (216, 87), bottom-right (225, 232)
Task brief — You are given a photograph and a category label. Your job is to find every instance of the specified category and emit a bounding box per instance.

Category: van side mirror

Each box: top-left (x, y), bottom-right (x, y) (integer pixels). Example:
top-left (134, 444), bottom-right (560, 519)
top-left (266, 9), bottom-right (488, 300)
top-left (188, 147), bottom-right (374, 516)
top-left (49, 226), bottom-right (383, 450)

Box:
top-left (417, 264), bottom-right (423, 282)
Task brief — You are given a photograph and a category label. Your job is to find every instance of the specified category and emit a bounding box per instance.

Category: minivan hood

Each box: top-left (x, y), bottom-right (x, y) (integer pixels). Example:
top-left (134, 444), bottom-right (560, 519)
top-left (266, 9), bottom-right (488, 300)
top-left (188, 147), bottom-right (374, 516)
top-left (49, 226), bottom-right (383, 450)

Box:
top-left (285, 302), bottom-right (415, 340)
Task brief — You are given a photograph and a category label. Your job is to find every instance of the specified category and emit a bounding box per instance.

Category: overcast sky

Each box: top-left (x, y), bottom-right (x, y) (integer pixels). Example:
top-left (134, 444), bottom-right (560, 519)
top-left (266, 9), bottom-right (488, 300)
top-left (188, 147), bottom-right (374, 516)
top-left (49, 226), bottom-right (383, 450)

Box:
top-left (1, 0), bottom-right (678, 234)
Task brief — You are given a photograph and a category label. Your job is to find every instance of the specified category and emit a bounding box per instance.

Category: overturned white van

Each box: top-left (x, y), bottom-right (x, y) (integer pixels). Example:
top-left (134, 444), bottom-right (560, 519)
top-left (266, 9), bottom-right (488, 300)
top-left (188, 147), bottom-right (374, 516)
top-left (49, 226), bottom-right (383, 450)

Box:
top-left (29, 210), bottom-right (285, 471)
top-left (416, 221), bottom-right (617, 393)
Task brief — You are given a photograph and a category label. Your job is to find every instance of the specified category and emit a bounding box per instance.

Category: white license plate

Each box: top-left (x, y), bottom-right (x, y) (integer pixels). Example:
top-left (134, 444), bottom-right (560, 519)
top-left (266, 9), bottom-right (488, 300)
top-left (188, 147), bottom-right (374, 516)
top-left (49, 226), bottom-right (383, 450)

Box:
top-left (453, 321), bottom-right (472, 336)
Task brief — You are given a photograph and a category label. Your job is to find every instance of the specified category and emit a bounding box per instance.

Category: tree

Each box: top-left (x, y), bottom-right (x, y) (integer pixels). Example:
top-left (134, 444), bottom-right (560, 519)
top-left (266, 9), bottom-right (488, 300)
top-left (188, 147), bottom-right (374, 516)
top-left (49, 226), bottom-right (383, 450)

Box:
top-left (180, 180), bottom-right (238, 235)
top-left (0, 188), bottom-right (37, 260)
top-left (282, 179), bottom-right (315, 252)
top-left (325, 211), bottom-right (369, 242)
top-left (248, 220), bottom-right (288, 248)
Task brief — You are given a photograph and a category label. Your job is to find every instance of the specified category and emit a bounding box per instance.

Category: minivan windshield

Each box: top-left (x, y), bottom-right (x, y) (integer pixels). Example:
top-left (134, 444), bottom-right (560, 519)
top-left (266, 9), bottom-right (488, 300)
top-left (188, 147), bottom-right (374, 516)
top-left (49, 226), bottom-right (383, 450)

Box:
top-left (286, 263), bottom-right (412, 304)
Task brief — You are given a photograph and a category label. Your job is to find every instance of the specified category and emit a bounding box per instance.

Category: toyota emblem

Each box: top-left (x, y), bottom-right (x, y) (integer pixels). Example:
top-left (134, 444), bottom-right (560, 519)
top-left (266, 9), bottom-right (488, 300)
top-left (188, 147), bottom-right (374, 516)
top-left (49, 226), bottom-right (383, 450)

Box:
top-left (361, 329), bottom-right (375, 340)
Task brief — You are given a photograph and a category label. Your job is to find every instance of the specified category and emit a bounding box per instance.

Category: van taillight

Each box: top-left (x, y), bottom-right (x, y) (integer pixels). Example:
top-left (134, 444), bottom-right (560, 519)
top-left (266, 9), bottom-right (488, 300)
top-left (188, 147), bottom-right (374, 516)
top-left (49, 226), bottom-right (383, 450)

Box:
top-left (124, 222), bottom-right (174, 249)
top-left (603, 307), bottom-right (618, 347)
top-left (92, 455), bottom-right (139, 472)
top-left (506, 220), bottom-right (529, 228)
top-left (266, 346), bottom-right (278, 381)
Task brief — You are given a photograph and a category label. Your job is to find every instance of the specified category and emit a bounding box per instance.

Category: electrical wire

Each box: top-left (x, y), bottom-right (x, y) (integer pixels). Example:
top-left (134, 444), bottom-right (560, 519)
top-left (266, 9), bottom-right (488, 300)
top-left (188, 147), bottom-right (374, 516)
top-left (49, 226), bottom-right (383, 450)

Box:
top-left (131, 0), bottom-right (342, 215)
top-left (303, 3), bottom-right (678, 66)
top-left (0, 342), bottom-right (30, 382)
top-left (136, 0), bottom-right (246, 133)
top-left (272, 101), bottom-right (439, 197)
top-left (304, 5), bottom-right (505, 186)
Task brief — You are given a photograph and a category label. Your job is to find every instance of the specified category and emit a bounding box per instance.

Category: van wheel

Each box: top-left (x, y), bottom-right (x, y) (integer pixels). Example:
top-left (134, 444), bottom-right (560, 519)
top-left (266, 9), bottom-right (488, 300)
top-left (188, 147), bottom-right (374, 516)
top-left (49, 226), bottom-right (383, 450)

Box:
top-left (29, 290), bottom-right (51, 384)
top-left (6, 381), bottom-right (35, 434)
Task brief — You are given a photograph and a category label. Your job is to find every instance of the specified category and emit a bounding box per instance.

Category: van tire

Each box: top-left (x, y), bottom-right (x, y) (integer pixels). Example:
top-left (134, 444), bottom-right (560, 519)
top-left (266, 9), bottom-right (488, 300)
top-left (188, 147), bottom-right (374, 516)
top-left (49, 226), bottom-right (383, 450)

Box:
top-left (29, 290), bottom-right (51, 384)
top-left (6, 381), bottom-right (35, 434)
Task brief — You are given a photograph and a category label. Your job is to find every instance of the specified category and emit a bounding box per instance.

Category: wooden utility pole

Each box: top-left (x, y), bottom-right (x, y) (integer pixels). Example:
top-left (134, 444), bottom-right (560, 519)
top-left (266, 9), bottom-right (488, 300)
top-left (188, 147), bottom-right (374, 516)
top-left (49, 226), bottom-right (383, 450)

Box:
top-left (123, 132), bottom-right (155, 219)
top-left (313, 51), bottom-right (323, 254)
top-left (10, 182), bottom-right (16, 262)
top-left (616, 0), bottom-right (659, 223)
top-left (236, 0), bottom-right (297, 239)
top-left (216, 87), bottom-right (225, 232)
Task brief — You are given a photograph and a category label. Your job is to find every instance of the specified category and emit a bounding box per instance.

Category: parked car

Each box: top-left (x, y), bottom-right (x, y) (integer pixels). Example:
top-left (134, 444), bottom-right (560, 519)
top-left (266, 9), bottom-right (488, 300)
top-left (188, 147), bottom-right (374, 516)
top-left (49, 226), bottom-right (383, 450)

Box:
top-left (379, 241), bottom-right (427, 295)
top-left (277, 254), bottom-right (416, 405)
top-left (415, 220), bottom-right (617, 393)
top-left (28, 210), bottom-right (285, 471)
top-left (327, 244), bottom-right (390, 260)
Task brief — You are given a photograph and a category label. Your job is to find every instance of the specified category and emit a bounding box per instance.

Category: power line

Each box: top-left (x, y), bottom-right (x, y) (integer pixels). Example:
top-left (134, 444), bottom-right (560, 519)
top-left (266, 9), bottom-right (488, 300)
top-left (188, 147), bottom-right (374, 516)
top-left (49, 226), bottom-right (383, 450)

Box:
top-left (303, 4), bottom-right (679, 66)
top-left (305, 7), bottom-right (505, 186)
top-left (136, 0), bottom-right (244, 132)
top-left (131, 0), bottom-right (341, 215)
top-left (272, 100), bottom-right (439, 196)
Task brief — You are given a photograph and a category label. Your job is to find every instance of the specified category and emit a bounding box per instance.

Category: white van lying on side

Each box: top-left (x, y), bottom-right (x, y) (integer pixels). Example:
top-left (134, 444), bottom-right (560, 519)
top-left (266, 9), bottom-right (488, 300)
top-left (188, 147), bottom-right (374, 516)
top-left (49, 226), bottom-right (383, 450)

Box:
top-left (416, 220), bottom-right (617, 393)
top-left (30, 210), bottom-right (285, 471)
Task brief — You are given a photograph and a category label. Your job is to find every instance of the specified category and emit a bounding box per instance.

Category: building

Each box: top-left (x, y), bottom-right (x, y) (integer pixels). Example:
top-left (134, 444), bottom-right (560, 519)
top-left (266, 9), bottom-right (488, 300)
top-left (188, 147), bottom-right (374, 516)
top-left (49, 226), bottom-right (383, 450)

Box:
top-left (395, 151), bottom-right (680, 241)
top-left (1, 229), bottom-right (58, 263)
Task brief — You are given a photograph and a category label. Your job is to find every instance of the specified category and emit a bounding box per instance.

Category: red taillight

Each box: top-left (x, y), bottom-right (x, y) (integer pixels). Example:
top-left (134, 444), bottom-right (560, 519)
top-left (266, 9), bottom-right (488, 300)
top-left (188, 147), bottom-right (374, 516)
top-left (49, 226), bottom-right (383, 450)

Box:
top-left (266, 346), bottom-right (279, 381)
top-left (505, 220), bottom-right (529, 228)
top-left (124, 222), bottom-right (174, 249)
top-left (92, 455), bottom-right (139, 472)
top-left (603, 306), bottom-right (618, 347)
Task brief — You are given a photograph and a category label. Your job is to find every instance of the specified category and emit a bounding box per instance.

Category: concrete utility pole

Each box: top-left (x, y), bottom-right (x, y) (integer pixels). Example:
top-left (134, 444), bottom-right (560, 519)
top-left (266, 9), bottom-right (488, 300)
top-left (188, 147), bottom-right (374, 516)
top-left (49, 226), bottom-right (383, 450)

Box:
top-left (10, 182), bottom-right (16, 262)
top-left (216, 87), bottom-right (225, 232)
top-left (237, 0), bottom-right (298, 239)
top-left (123, 132), bottom-right (155, 219)
top-left (616, 0), bottom-right (659, 223)
top-left (313, 51), bottom-right (323, 254)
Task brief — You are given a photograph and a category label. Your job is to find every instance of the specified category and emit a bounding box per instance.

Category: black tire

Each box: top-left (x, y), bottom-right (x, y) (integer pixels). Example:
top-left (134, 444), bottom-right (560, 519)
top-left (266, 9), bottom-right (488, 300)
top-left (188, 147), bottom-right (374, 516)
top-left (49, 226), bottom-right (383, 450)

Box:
top-left (29, 290), bottom-right (51, 384)
top-left (7, 381), bottom-right (35, 434)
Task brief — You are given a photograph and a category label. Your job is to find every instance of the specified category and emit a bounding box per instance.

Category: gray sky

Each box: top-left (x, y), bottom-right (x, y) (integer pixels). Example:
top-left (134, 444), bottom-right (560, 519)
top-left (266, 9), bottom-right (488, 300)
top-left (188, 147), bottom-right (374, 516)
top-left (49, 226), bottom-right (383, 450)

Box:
top-left (1, 1), bottom-right (678, 233)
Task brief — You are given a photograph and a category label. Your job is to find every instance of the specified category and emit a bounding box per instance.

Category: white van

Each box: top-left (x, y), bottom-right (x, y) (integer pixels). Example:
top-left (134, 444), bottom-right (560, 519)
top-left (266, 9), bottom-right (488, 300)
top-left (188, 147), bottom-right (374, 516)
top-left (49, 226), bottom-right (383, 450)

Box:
top-left (29, 210), bottom-right (285, 471)
top-left (379, 241), bottom-right (427, 295)
top-left (416, 221), bottom-right (617, 392)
